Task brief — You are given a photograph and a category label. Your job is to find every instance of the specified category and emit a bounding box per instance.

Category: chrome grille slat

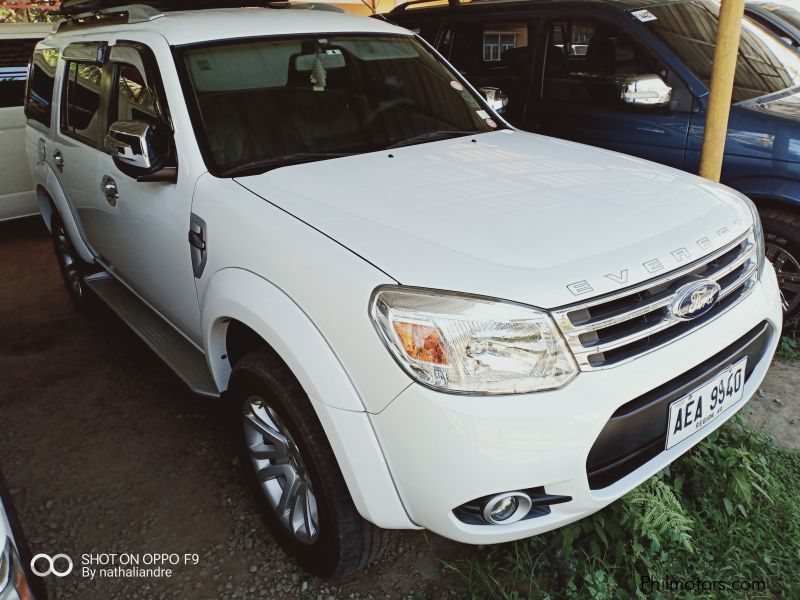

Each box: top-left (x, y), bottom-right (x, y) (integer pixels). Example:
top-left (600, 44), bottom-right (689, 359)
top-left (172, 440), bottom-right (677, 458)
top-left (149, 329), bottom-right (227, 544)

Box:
top-left (553, 230), bottom-right (757, 370)
top-left (568, 294), bottom-right (673, 334)
top-left (719, 262), bottom-right (757, 300)
top-left (573, 315), bottom-right (675, 354)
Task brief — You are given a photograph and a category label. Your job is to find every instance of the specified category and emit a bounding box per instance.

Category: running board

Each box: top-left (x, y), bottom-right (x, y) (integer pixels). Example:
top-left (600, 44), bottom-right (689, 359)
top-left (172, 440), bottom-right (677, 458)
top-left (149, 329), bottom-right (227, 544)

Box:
top-left (85, 274), bottom-right (220, 399)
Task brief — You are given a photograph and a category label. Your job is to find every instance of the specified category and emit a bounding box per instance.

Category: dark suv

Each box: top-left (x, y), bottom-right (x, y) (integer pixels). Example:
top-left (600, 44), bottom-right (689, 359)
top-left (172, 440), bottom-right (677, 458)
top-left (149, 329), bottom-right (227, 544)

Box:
top-left (387, 0), bottom-right (800, 322)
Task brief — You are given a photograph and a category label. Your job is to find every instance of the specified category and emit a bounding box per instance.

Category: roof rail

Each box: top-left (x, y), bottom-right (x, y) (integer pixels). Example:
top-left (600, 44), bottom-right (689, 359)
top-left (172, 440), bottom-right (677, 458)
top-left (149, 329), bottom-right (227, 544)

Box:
top-left (390, 0), bottom-right (461, 14)
top-left (58, 0), bottom-right (291, 14)
top-left (55, 1), bottom-right (341, 33)
top-left (56, 4), bottom-right (165, 33)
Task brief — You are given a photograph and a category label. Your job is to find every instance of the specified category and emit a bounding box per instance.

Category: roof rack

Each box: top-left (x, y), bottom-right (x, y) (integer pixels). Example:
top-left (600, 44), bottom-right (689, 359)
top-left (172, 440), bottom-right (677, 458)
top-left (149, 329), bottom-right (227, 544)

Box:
top-left (58, 0), bottom-right (290, 15)
top-left (55, 1), bottom-right (342, 32)
top-left (390, 0), bottom-right (461, 14)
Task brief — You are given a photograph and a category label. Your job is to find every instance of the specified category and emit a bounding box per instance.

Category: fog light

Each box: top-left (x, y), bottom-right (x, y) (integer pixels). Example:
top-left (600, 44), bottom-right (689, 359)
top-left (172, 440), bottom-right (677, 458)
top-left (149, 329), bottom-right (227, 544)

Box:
top-left (482, 492), bottom-right (532, 525)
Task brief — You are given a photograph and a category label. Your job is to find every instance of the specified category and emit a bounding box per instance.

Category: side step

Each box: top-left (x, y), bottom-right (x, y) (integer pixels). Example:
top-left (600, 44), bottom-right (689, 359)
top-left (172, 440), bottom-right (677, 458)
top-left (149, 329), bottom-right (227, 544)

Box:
top-left (85, 274), bottom-right (220, 399)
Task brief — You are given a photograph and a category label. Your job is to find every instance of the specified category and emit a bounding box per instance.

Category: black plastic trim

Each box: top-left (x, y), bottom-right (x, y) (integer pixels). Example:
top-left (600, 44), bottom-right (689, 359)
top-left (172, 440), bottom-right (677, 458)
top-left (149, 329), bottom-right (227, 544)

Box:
top-left (586, 321), bottom-right (773, 490)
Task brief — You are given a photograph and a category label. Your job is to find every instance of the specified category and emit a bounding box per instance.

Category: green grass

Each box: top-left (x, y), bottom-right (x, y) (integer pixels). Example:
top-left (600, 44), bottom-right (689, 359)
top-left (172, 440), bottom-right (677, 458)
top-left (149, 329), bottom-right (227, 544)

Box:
top-left (777, 319), bottom-right (799, 361)
top-left (443, 418), bottom-right (800, 599)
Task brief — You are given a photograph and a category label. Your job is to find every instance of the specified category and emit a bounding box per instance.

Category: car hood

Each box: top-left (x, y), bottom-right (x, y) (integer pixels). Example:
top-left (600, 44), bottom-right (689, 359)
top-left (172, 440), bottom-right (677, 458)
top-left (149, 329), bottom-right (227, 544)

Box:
top-left (236, 130), bottom-right (751, 309)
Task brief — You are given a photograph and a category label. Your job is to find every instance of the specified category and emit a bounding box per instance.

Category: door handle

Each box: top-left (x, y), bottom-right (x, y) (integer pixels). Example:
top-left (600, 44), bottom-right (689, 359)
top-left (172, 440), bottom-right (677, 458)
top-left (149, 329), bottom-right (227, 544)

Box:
top-left (189, 213), bottom-right (207, 278)
top-left (100, 175), bottom-right (119, 206)
top-left (53, 150), bottom-right (64, 172)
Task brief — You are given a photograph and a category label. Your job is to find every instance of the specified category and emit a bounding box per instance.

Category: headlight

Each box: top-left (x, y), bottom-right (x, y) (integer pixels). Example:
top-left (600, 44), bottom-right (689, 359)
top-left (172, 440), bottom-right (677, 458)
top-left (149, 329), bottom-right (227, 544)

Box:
top-left (370, 287), bottom-right (578, 394)
top-left (741, 194), bottom-right (766, 275)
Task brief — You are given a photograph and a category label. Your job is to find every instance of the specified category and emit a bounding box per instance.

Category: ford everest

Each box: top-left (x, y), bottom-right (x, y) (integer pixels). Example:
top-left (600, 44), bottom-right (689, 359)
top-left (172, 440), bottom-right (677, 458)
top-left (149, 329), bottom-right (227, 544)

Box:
top-left (26, 0), bottom-right (782, 577)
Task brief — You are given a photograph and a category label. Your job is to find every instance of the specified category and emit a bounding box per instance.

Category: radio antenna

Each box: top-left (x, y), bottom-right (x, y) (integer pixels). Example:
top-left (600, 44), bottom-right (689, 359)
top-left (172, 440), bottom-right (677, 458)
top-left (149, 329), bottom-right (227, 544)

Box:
top-left (358, 0), bottom-right (388, 20)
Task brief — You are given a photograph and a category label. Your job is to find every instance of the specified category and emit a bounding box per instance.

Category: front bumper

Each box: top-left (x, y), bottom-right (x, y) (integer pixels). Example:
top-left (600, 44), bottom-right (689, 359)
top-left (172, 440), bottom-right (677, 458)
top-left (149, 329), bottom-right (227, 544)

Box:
top-left (369, 265), bottom-right (782, 544)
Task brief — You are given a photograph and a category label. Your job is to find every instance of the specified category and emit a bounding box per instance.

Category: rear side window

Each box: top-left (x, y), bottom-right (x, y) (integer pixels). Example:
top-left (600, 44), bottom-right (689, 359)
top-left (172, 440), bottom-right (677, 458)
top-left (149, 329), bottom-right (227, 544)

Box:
top-left (25, 48), bottom-right (59, 128)
top-left (0, 38), bottom-right (39, 109)
top-left (61, 60), bottom-right (103, 146)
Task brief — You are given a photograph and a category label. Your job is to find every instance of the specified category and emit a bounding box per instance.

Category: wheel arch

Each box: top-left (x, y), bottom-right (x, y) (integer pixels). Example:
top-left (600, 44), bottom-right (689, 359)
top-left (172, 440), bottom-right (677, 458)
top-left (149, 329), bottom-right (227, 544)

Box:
top-left (34, 163), bottom-right (94, 263)
top-left (724, 175), bottom-right (800, 213)
top-left (201, 267), bottom-right (417, 530)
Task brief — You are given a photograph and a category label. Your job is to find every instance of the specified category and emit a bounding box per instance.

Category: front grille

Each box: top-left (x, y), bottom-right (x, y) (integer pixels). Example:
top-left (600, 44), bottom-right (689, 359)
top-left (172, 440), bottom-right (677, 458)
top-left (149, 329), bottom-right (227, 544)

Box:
top-left (552, 230), bottom-right (758, 370)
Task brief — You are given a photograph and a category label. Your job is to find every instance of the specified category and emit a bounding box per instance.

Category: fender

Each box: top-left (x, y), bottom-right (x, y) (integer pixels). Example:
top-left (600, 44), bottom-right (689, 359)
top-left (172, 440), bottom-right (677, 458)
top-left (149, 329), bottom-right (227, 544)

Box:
top-left (201, 267), bottom-right (418, 530)
top-left (34, 160), bottom-right (95, 264)
top-left (724, 174), bottom-right (800, 209)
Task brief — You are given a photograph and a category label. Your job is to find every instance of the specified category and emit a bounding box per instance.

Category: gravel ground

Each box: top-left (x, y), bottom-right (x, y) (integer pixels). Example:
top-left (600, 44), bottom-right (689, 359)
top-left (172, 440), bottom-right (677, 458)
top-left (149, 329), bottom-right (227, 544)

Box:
top-left (0, 217), bottom-right (797, 600)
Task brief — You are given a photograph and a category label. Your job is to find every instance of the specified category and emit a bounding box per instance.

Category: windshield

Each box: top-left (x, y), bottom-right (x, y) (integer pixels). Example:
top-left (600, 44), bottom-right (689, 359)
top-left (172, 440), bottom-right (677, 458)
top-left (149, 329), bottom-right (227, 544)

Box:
top-left (178, 34), bottom-right (498, 176)
top-left (642, 0), bottom-right (800, 102)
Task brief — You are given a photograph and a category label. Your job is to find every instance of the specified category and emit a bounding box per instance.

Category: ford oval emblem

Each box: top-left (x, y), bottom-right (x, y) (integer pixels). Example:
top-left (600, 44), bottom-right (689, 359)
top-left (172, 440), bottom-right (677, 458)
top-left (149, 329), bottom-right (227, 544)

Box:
top-left (670, 280), bottom-right (721, 321)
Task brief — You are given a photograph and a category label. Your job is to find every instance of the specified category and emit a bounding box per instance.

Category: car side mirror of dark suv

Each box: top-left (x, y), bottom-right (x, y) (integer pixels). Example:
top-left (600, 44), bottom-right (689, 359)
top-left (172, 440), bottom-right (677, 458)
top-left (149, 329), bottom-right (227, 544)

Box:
top-left (620, 75), bottom-right (672, 108)
top-left (479, 86), bottom-right (509, 115)
top-left (105, 120), bottom-right (177, 183)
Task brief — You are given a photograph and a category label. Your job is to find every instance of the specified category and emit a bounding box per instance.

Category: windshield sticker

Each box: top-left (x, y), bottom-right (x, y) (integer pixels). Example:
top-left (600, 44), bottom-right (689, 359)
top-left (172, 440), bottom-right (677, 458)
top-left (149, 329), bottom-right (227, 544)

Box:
top-left (450, 80), bottom-right (465, 91)
top-left (631, 9), bottom-right (657, 22)
top-left (476, 109), bottom-right (489, 119)
top-left (486, 118), bottom-right (498, 129)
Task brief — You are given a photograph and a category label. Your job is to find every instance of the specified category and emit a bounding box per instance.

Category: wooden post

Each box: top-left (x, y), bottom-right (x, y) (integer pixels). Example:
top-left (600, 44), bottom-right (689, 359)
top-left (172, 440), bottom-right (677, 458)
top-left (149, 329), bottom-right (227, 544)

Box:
top-left (698, 0), bottom-right (746, 183)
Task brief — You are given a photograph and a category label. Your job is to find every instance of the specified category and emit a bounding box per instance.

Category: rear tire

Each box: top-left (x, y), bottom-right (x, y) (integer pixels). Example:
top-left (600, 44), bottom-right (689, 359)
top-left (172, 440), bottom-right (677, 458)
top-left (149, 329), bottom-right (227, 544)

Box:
top-left (50, 210), bottom-right (97, 312)
top-left (760, 208), bottom-right (800, 325)
top-left (228, 349), bottom-right (390, 577)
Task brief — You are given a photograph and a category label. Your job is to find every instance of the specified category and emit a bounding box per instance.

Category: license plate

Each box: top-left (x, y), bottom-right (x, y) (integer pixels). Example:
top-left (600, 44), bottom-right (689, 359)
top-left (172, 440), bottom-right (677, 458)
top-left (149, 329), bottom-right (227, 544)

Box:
top-left (666, 357), bottom-right (748, 450)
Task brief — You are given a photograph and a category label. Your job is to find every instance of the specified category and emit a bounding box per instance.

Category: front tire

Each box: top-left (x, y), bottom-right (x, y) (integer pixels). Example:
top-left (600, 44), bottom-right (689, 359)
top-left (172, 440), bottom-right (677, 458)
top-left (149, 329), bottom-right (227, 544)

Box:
top-left (228, 349), bottom-right (390, 577)
top-left (760, 208), bottom-right (800, 324)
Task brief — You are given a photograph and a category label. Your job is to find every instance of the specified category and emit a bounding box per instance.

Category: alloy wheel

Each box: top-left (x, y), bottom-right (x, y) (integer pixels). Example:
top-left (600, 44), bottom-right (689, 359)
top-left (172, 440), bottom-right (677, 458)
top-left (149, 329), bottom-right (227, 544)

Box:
top-left (766, 242), bottom-right (800, 315)
top-left (243, 396), bottom-right (319, 544)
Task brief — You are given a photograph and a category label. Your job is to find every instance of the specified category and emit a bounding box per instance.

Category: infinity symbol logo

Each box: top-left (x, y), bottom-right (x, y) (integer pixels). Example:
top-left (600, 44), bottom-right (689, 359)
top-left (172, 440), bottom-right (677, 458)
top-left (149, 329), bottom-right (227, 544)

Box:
top-left (30, 553), bottom-right (74, 577)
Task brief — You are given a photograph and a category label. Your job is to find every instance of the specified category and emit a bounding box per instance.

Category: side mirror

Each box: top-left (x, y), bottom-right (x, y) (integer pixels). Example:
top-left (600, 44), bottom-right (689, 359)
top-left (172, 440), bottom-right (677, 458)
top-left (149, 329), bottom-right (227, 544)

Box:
top-left (105, 120), bottom-right (176, 182)
top-left (620, 74), bottom-right (672, 107)
top-left (479, 86), bottom-right (509, 114)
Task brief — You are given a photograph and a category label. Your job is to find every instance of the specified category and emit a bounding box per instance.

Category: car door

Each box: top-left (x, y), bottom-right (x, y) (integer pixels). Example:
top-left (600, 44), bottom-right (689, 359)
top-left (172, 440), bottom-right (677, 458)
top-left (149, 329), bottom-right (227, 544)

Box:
top-left (52, 41), bottom-right (107, 239)
top-left (526, 14), bottom-right (692, 169)
top-left (96, 37), bottom-right (201, 342)
top-left (0, 35), bottom-right (42, 221)
top-left (439, 16), bottom-right (539, 127)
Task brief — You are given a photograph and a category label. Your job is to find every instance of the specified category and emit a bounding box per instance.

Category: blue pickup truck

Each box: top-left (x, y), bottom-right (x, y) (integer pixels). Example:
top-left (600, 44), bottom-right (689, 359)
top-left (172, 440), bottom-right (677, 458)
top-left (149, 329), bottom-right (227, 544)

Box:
top-left (387, 0), bottom-right (800, 322)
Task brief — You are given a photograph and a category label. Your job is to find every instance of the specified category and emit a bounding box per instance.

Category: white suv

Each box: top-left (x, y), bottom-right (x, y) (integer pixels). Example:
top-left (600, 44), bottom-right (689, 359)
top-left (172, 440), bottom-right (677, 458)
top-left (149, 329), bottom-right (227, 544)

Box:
top-left (26, 0), bottom-right (782, 577)
top-left (0, 23), bottom-right (52, 222)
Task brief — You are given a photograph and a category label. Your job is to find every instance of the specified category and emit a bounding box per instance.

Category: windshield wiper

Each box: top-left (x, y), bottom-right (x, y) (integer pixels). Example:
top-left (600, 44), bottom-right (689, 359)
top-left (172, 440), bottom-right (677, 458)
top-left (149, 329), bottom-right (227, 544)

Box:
top-left (221, 152), bottom-right (353, 177)
top-left (385, 130), bottom-right (476, 150)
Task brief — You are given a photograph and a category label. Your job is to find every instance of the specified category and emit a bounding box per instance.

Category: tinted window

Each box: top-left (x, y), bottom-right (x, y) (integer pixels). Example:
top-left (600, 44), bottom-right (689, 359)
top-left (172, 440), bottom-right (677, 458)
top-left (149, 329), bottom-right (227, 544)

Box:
top-left (180, 34), bottom-right (497, 175)
top-left (542, 19), bottom-right (662, 105)
top-left (25, 48), bottom-right (58, 127)
top-left (645, 0), bottom-right (800, 102)
top-left (62, 60), bottom-right (103, 145)
top-left (444, 21), bottom-right (532, 125)
top-left (0, 38), bottom-right (38, 108)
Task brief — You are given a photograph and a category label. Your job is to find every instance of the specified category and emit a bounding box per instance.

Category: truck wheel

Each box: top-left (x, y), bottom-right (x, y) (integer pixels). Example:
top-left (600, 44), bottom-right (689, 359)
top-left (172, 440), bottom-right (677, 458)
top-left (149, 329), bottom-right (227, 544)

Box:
top-left (760, 208), bottom-right (800, 324)
top-left (50, 210), bottom-right (96, 311)
top-left (228, 349), bottom-right (390, 577)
